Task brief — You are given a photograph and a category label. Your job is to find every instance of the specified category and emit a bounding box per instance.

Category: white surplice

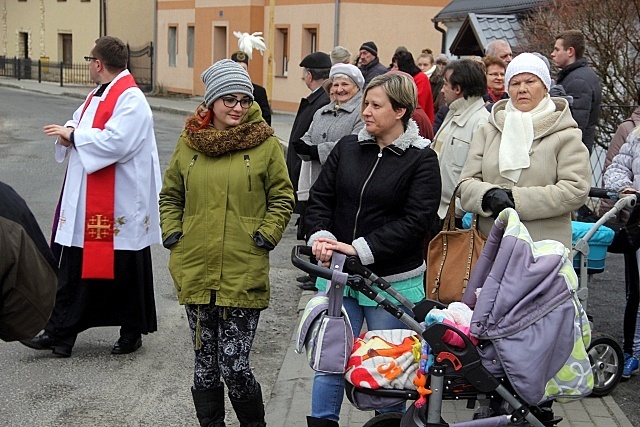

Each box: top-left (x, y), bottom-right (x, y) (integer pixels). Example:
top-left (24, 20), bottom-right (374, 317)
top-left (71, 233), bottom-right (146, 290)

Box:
top-left (54, 70), bottom-right (161, 250)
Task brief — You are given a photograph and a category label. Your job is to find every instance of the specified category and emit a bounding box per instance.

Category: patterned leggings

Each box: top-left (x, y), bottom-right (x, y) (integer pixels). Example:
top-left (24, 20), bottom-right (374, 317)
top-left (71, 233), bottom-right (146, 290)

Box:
top-left (185, 299), bottom-right (261, 399)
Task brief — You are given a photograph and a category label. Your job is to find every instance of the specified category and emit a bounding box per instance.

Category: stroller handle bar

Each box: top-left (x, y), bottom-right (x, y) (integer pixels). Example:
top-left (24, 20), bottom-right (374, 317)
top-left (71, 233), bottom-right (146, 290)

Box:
top-left (589, 187), bottom-right (638, 206)
top-left (588, 187), bottom-right (614, 199)
top-left (572, 191), bottom-right (637, 256)
top-left (291, 245), bottom-right (336, 281)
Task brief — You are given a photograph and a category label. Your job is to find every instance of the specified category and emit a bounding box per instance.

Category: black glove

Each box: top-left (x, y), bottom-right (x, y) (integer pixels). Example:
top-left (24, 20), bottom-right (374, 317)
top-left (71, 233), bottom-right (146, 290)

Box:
top-left (253, 232), bottom-right (275, 251)
top-left (482, 188), bottom-right (515, 218)
top-left (162, 231), bottom-right (182, 249)
top-left (291, 139), bottom-right (320, 161)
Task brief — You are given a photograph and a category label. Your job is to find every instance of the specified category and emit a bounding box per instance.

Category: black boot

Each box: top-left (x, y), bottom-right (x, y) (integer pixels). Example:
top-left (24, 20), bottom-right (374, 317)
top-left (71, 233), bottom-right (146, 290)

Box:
top-left (306, 417), bottom-right (339, 427)
top-left (191, 386), bottom-right (226, 427)
top-left (229, 384), bottom-right (266, 427)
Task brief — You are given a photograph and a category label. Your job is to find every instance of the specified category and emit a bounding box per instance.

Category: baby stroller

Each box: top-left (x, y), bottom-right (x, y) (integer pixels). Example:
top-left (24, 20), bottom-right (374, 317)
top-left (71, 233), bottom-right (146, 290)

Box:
top-left (292, 209), bottom-right (592, 427)
top-left (570, 188), bottom-right (637, 396)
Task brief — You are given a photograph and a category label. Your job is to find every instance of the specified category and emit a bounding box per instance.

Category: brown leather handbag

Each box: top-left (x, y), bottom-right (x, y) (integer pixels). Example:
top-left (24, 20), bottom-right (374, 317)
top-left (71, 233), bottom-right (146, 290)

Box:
top-left (426, 181), bottom-right (487, 304)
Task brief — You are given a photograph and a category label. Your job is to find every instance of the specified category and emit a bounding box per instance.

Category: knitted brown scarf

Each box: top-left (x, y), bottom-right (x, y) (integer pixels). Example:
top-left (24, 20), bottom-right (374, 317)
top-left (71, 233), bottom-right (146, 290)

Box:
top-left (182, 111), bottom-right (274, 157)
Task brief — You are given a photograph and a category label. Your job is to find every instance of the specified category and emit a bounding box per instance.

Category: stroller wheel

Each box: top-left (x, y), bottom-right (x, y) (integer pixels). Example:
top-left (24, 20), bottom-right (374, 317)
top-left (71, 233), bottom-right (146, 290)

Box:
top-left (588, 333), bottom-right (623, 397)
top-left (363, 412), bottom-right (403, 427)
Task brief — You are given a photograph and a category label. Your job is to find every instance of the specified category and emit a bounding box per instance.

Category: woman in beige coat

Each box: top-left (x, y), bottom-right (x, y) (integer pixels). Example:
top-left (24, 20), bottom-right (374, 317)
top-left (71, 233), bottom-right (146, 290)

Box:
top-left (459, 53), bottom-right (590, 249)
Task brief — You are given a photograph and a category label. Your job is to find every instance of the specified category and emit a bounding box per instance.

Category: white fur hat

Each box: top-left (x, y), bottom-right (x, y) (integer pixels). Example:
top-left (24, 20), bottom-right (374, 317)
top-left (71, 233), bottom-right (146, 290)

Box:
top-left (505, 52), bottom-right (552, 91)
top-left (329, 63), bottom-right (365, 90)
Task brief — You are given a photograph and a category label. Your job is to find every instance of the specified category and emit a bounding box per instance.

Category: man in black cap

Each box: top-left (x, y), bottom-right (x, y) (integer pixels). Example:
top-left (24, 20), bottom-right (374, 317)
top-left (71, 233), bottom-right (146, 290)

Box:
top-left (231, 51), bottom-right (272, 125)
top-left (358, 41), bottom-right (388, 87)
top-left (287, 51), bottom-right (331, 290)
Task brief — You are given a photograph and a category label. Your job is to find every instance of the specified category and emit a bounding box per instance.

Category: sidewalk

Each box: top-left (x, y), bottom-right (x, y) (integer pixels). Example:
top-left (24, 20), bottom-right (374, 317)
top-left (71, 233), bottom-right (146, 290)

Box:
top-left (1, 76), bottom-right (632, 427)
top-left (266, 291), bottom-right (633, 427)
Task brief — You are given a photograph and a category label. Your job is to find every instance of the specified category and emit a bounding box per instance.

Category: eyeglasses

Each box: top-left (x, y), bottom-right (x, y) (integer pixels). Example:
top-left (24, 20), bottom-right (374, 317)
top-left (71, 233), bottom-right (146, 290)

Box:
top-left (221, 96), bottom-right (253, 109)
top-left (84, 56), bottom-right (98, 62)
top-left (487, 72), bottom-right (505, 77)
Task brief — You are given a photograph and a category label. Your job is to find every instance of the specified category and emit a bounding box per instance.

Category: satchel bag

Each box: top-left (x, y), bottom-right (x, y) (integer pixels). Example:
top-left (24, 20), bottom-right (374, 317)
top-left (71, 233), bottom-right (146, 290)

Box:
top-left (426, 181), bottom-right (487, 304)
top-left (295, 252), bottom-right (354, 374)
top-left (607, 203), bottom-right (640, 254)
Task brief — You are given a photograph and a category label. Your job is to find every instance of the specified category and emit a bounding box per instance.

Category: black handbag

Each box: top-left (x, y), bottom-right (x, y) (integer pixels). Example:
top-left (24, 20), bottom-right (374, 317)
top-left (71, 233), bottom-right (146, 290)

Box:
top-left (607, 204), bottom-right (640, 253)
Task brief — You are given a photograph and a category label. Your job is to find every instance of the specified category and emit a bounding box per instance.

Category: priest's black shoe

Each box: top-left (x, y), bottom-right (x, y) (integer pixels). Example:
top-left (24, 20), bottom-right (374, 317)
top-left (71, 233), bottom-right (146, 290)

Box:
top-left (20, 331), bottom-right (55, 350)
top-left (111, 336), bottom-right (142, 355)
top-left (20, 332), bottom-right (72, 358)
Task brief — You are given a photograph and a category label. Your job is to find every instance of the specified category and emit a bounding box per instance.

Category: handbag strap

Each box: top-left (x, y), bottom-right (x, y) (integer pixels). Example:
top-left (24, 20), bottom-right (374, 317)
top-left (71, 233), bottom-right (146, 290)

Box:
top-left (443, 177), bottom-right (476, 231)
top-left (327, 252), bottom-right (348, 317)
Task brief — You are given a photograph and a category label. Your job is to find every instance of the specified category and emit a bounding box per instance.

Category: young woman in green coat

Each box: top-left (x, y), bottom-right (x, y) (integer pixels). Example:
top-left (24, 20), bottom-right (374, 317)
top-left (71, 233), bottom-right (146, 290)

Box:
top-left (159, 59), bottom-right (294, 427)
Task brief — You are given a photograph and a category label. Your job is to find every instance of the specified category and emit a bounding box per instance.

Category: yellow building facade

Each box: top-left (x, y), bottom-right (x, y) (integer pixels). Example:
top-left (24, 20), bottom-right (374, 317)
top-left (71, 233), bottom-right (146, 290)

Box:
top-left (0, 0), bottom-right (153, 64)
top-left (156, 0), bottom-right (448, 112)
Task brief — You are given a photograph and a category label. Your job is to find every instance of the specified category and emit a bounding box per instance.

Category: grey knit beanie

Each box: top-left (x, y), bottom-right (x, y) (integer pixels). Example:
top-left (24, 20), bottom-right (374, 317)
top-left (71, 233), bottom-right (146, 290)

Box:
top-left (201, 59), bottom-right (254, 108)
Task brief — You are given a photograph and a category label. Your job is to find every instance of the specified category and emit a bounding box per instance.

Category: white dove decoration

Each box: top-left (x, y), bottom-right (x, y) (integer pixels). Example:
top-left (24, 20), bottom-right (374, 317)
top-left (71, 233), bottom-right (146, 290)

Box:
top-left (234, 31), bottom-right (267, 59)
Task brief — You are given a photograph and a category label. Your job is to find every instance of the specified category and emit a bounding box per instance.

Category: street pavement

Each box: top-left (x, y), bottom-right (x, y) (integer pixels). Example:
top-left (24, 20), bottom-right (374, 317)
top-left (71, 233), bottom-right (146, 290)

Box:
top-left (0, 76), bottom-right (633, 427)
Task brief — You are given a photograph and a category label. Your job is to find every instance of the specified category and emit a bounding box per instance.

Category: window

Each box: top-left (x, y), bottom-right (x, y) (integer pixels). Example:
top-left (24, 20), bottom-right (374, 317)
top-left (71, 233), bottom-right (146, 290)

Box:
top-left (168, 26), bottom-right (177, 67)
top-left (302, 26), bottom-right (318, 59)
top-left (275, 26), bottom-right (289, 77)
top-left (187, 26), bottom-right (195, 68)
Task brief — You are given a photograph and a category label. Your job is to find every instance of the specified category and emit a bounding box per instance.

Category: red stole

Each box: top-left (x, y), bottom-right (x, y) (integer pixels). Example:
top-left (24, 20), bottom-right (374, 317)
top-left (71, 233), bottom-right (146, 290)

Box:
top-left (81, 74), bottom-right (137, 279)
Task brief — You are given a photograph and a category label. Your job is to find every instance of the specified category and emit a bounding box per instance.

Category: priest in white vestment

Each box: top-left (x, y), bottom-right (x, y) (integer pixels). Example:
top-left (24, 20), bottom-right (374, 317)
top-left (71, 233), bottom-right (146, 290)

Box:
top-left (21, 36), bottom-right (161, 358)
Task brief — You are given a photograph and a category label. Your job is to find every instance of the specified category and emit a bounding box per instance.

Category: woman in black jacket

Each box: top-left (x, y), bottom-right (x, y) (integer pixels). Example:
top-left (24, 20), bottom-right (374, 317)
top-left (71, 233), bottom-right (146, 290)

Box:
top-left (304, 73), bottom-right (441, 427)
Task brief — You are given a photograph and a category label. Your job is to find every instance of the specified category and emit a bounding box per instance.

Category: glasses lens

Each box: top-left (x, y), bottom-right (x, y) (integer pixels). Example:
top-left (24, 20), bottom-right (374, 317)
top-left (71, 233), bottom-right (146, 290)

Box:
top-left (222, 97), bottom-right (238, 108)
top-left (222, 97), bottom-right (252, 108)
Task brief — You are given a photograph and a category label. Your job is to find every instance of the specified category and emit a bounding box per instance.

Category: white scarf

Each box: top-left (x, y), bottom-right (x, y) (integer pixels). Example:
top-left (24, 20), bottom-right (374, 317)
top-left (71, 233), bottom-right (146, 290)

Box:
top-left (425, 65), bottom-right (436, 79)
top-left (499, 95), bottom-right (556, 183)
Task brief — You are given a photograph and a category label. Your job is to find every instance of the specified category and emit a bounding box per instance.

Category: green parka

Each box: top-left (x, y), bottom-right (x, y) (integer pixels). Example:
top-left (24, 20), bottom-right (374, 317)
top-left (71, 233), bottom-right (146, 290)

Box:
top-left (159, 103), bottom-right (294, 308)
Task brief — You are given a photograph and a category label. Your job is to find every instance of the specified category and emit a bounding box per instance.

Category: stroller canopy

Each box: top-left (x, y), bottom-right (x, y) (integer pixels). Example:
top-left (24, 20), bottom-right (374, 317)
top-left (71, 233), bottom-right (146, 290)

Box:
top-left (462, 209), bottom-right (593, 405)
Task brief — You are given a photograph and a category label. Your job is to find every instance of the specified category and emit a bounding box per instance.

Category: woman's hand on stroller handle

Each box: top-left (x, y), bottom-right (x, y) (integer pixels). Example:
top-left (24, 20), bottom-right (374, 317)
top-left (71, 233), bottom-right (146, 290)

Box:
top-left (312, 238), bottom-right (357, 267)
top-left (589, 187), bottom-right (637, 210)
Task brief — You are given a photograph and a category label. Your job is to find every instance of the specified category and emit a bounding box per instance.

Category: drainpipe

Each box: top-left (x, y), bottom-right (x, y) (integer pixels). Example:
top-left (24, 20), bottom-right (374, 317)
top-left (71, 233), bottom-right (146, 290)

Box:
top-left (102, 0), bottom-right (107, 36)
top-left (333, 0), bottom-right (339, 47)
top-left (434, 20), bottom-right (446, 54)
top-left (153, 0), bottom-right (157, 91)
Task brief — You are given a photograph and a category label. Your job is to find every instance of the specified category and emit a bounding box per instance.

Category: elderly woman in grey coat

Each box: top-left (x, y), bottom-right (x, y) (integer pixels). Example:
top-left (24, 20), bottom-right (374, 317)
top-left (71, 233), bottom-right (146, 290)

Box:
top-left (292, 63), bottom-right (365, 203)
top-left (291, 64), bottom-right (365, 283)
top-left (459, 53), bottom-right (590, 249)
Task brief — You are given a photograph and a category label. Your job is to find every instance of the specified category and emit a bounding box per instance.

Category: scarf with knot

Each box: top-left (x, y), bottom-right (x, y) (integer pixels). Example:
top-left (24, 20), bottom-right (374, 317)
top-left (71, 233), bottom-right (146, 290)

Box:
top-left (182, 111), bottom-right (273, 157)
top-left (498, 95), bottom-right (556, 183)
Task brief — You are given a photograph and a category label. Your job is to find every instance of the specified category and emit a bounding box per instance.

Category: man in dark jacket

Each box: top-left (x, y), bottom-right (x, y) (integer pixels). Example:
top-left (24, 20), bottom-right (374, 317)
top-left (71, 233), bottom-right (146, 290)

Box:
top-left (552, 30), bottom-right (602, 153)
top-left (358, 41), bottom-right (388, 88)
top-left (0, 181), bottom-right (57, 342)
top-left (231, 51), bottom-right (272, 125)
top-left (287, 51), bottom-right (332, 290)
